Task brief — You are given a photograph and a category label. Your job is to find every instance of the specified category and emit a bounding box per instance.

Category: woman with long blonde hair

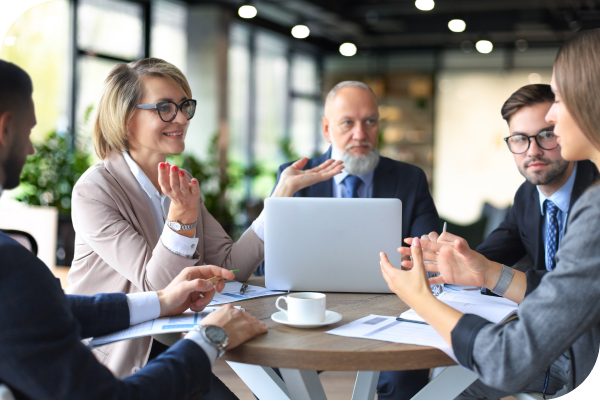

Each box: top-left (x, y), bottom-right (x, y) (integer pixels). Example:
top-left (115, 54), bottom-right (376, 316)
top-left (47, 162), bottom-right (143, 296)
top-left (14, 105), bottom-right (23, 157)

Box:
top-left (66, 58), bottom-right (342, 391)
top-left (381, 29), bottom-right (600, 398)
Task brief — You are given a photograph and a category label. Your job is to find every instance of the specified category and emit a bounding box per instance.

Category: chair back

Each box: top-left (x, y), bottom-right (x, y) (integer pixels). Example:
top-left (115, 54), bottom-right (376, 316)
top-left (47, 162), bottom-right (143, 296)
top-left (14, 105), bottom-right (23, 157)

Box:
top-left (0, 229), bottom-right (38, 256)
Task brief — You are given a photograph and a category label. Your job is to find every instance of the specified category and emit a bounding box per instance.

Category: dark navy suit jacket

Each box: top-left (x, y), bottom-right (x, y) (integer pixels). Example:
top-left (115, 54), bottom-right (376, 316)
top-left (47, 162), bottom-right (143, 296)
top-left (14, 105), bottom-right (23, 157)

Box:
top-left (0, 232), bottom-right (212, 399)
top-left (256, 148), bottom-right (440, 275)
top-left (476, 160), bottom-right (599, 270)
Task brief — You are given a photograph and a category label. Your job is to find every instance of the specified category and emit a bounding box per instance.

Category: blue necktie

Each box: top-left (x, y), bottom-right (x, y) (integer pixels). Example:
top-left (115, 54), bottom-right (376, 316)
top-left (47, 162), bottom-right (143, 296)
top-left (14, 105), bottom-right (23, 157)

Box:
top-left (545, 200), bottom-right (559, 271)
top-left (343, 175), bottom-right (362, 198)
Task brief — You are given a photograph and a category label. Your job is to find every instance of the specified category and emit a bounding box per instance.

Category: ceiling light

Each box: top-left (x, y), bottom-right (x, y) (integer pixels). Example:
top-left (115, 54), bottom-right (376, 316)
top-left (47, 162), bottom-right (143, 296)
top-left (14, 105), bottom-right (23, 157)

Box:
top-left (238, 5), bottom-right (257, 19)
top-left (415, 0), bottom-right (435, 11)
top-left (448, 19), bottom-right (466, 32)
top-left (3, 36), bottom-right (16, 46)
top-left (475, 40), bottom-right (493, 54)
top-left (528, 73), bottom-right (542, 84)
top-left (339, 43), bottom-right (357, 57)
top-left (291, 25), bottom-right (310, 39)
top-left (515, 39), bottom-right (528, 52)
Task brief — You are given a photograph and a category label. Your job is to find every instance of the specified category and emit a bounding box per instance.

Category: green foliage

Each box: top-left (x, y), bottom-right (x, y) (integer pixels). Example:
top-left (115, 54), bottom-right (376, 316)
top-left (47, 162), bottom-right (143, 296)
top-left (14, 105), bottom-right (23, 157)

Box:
top-left (16, 132), bottom-right (92, 216)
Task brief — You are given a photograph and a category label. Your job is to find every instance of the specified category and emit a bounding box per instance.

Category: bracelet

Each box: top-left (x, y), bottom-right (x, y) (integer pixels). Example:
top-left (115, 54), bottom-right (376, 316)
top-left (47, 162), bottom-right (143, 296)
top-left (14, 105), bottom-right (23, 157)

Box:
top-left (491, 264), bottom-right (514, 296)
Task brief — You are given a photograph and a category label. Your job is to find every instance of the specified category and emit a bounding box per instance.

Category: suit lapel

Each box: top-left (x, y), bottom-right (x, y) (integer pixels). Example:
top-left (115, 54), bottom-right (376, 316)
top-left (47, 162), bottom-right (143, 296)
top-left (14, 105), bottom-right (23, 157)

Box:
top-left (304, 148), bottom-right (333, 197)
top-left (372, 157), bottom-right (396, 199)
top-left (103, 151), bottom-right (160, 247)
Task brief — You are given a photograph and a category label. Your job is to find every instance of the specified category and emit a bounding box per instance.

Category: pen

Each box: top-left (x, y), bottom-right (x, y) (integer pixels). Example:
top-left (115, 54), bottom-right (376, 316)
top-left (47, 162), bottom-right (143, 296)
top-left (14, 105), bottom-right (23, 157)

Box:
top-left (442, 221), bottom-right (447, 233)
top-left (207, 270), bottom-right (239, 283)
top-left (396, 317), bottom-right (429, 326)
top-left (239, 283), bottom-right (249, 295)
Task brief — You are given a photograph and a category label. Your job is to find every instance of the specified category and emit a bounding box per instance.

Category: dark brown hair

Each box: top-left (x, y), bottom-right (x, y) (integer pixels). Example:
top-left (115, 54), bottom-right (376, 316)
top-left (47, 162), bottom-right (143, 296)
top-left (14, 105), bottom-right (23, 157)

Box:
top-left (0, 60), bottom-right (33, 115)
top-left (501, 84), bottom-right (554, 123)
top-left (554, 28), bottom-right (600, 150)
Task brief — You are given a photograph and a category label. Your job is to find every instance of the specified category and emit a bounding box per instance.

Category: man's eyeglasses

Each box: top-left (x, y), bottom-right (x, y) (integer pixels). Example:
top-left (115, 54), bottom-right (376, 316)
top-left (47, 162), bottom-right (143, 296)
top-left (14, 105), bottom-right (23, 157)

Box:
top-left (503, 131), bottom-right (559, 154)
top-left (137, 99), bottom-right (197, 122)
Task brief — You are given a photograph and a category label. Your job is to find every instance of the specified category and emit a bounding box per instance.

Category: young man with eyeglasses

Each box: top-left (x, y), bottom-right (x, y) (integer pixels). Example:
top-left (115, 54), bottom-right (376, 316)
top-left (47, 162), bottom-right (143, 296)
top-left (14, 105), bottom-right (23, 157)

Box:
top-left (474, 84), bottom-right (599, 273)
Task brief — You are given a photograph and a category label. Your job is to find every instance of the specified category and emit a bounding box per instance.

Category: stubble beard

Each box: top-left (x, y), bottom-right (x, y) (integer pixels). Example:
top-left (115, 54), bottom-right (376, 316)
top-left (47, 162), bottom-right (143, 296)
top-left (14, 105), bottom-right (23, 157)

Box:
top-left (518, 157), bottom-right (570, 186)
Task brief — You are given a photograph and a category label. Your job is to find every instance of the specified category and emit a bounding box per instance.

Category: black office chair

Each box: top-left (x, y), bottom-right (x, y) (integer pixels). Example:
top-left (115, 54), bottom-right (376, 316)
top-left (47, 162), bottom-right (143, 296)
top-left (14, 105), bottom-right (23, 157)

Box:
top-left (1, 229), bottom-right (38, 256)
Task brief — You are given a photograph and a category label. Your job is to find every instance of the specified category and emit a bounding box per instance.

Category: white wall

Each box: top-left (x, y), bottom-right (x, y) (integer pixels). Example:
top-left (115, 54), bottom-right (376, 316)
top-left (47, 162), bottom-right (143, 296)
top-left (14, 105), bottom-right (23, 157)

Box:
top-left (433, 68), bottom-right (553, 223)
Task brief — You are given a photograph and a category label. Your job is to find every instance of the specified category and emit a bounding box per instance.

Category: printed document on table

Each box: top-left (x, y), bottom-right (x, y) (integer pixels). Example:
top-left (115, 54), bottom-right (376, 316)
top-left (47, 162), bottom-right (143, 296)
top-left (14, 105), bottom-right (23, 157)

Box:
top-left (400, 300), bottom-right (518, 324)
top-left (88, 306), bottom-right (242, 348)
top-left (208, 282), bottom-right (285, 305)
top-left (438, 287), bottom-right (518, 307)
top-left (326, 314), bottom-right (457, 362)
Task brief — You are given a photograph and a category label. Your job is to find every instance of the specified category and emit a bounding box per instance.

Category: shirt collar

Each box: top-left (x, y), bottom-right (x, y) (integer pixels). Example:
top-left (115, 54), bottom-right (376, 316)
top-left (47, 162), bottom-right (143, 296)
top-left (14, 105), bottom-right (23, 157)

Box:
top-left (122, 152), bottom-right (160, 199)
top-left (330, 145), bottom-right (376, 187)
top-left (538, 161), bottom-right (578, 215)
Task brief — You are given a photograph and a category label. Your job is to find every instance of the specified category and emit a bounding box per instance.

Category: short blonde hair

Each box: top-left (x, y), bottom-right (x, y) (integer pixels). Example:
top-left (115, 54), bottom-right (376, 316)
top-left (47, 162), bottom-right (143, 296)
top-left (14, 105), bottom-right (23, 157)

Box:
top-left (93, 58), bottom-right (192, 159)
top-left (554, 28), bottom-right (600, 150)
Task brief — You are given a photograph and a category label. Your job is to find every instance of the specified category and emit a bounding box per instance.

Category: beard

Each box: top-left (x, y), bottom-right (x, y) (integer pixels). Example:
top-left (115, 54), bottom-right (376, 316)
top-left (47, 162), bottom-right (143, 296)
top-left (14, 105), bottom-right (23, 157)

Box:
top-left (517, 156), bottom-right (570, 186)
top-left (340, 142), bottom-right (380, 175)
top-left (3, 148), bottom-right (26, 190)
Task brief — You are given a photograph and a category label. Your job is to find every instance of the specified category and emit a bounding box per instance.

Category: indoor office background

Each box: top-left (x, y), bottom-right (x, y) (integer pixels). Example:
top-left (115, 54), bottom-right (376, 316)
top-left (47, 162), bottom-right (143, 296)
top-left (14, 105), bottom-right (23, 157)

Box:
top-left (1, 0), bottom-right (597, 269)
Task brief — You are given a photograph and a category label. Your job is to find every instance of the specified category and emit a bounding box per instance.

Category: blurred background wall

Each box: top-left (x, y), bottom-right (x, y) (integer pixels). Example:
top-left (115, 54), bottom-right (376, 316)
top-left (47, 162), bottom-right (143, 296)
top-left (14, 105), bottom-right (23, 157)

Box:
top-left (1, 0), bottom-right (598, 265)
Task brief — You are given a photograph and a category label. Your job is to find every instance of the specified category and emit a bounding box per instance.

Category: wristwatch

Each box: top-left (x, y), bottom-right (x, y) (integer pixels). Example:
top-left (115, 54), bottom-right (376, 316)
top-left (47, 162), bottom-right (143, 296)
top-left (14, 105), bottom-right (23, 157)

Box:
top-left (166, 218), bottom-right (197, 231)
top-left (194, 325), bottom-right (229, 358)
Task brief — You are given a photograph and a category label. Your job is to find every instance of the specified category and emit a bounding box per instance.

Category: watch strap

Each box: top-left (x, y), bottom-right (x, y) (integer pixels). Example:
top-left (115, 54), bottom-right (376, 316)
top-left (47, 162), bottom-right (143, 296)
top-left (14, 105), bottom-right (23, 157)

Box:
top-left (491, 264), bottom-right (515, 296)
top-left (166, 218), bottom-right (198, 231)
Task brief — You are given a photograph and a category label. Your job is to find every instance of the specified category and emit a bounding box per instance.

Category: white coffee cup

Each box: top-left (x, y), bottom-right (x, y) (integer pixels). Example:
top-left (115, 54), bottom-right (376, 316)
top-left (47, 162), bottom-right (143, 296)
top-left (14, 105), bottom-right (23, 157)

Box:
top-left (275, 292), bottom-right (326, 324)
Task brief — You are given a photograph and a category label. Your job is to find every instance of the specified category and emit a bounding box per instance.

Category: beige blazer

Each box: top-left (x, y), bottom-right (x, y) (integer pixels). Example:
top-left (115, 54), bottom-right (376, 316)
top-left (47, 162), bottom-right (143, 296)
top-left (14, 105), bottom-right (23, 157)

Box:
top-left (66, 151), bottom-right (264, 378)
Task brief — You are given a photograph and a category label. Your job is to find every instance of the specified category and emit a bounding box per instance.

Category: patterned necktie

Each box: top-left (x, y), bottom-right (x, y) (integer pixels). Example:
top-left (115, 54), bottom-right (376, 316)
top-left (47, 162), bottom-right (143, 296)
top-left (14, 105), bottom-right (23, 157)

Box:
top-left (545, 200), bottom-right (559, 271)
top-left (343, 175), bottom-right (362, 198)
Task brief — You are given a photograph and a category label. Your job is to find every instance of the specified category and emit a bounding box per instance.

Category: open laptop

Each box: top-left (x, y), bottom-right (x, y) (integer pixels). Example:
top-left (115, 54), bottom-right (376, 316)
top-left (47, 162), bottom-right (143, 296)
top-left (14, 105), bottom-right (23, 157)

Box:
top-left (264, 198), bottom-right (402, 293)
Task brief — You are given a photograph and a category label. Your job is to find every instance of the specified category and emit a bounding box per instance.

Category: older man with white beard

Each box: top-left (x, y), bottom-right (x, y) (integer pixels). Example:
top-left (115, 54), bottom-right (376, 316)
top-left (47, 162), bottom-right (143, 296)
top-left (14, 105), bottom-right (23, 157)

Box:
top-left (256, 81), bottom-right (440, 399)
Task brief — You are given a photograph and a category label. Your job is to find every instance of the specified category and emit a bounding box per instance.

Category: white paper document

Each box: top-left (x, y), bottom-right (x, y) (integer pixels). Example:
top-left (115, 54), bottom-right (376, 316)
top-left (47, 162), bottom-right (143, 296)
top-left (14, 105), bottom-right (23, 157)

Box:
top-left (88, 306), bottom-right (241, 348)
top-left (400, 300), bottom-right (517, 324)
top-left (208, 281), bottom-right (284, 306)
top-left (438, 287), bottom-right (518, 307)
top-left (326, 314), bottom-right (457, 361)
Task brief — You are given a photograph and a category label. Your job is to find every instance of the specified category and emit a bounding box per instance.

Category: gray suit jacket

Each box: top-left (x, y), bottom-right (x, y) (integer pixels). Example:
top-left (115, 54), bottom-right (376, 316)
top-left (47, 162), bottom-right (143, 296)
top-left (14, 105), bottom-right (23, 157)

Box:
top-left (452, 183), bottom-right (600, 393)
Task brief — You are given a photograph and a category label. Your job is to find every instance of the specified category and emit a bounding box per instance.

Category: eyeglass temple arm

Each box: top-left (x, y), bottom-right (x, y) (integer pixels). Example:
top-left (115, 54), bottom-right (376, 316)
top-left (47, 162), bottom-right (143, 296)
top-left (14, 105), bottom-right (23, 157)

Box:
top-left (137, 104), bottom-right (157, 110)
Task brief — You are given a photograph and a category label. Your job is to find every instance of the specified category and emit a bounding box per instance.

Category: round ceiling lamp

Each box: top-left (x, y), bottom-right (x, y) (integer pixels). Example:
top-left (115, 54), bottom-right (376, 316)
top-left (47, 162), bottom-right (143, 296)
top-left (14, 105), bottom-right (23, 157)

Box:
top-left (339, 43), bottom-right (357, 56)
top-left (238, 5), bottom-right (257, 19)
top-left (291, 25), bottom-right (310, 39)
top-left (448, 19), bottom-right (466, 32)
top-left (415, 0), bottom-right (435, 11)
top-left (475, 40), bottom-right (493, 54)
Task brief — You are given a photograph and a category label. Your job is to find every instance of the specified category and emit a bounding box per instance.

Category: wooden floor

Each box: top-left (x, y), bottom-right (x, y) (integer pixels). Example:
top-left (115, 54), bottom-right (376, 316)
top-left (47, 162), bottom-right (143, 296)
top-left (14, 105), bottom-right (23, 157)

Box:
top-left (213, 359), bottom-right (359, 400)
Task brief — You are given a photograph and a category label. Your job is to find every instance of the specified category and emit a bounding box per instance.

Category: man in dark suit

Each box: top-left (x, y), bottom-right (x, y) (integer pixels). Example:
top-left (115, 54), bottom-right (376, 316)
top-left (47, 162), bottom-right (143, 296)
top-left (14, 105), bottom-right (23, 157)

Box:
top-left (257, 81), bottom-right (440, 399)
top-left (475, 84), bottom-right (599, 272)
top-left (0, 59), bottom-right (267, 399)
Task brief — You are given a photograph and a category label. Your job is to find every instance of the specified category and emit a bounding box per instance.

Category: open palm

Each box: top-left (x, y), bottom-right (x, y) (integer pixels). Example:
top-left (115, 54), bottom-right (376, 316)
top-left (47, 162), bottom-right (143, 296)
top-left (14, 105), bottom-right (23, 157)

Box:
top-left (272, 158), bottom-right (343, 197)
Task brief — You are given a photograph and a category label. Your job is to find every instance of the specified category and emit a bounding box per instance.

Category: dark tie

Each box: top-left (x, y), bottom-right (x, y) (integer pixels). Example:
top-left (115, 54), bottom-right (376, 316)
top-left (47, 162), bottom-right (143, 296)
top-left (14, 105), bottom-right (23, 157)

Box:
top-left (343, 175), bottom-right (362, 198)
top-left (545, 200), bottom-right (559, 271)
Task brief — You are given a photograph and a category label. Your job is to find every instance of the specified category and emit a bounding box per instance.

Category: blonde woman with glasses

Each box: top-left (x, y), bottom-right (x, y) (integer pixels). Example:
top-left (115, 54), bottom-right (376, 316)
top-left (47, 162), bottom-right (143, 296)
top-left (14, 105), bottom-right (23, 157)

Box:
top-left (381, 29), bottom-right (600, 399)
top-left (66, 58), bottom-right (342, 392)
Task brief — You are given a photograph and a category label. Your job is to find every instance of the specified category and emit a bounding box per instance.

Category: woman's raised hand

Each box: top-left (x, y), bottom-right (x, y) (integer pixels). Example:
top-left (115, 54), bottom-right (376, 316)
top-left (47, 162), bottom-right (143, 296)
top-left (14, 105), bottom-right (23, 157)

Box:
top-left (271, 158), bottom-right (344, 197)
top-left (398, 233), bottom-right (501, 288)
top-left (158, 162), bottom-right (200, 237)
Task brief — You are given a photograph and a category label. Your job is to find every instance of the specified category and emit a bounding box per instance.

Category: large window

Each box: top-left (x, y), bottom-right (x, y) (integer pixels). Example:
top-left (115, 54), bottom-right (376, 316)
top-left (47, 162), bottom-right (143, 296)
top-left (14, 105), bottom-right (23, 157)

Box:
top-left (1, 0), bottom-right (70, 144)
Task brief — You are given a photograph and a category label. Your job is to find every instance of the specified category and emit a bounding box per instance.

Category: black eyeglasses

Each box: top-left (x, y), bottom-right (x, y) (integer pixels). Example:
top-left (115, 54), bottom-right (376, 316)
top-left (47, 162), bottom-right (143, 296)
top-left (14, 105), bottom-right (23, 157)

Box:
top-left (503, 131), bottom-right (559, 154)
top-left (137, 99), bottom-right (197, 122)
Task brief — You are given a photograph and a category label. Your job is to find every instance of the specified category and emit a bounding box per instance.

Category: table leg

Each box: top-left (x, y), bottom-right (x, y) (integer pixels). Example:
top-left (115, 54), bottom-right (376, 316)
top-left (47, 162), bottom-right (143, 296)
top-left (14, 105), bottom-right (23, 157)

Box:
top-left (411, 366), bottom-right (478, 400)
top-left (280, 368), bottom-right (328, 400)
top-left (351, 371), bottom-right (380, 400)
top-left (226, 362), bottom-right (290, 400)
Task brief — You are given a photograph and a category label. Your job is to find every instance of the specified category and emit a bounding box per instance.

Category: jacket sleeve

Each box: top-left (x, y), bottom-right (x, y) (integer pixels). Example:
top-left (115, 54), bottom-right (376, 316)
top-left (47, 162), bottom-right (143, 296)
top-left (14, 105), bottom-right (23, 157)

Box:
top-left (451, 186), bottom-right (600, 393)
top-left (407, 168), bottom-right (440, 238)
top-left (476, 194), bottom-right (527, 267)
top-left (66, 294), bottom-right (130, 339)
top-left (0, 244), bottom-right (212, 400)
top-left (71, 173), bottom-right (202, 292)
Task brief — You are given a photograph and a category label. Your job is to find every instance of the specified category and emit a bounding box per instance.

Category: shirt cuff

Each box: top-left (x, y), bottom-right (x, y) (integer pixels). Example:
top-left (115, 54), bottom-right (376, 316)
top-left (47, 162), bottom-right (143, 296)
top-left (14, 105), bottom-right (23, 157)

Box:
top-left (251, 211), bottom-right (265, 242)
top-left (161, 225), bottom-right (200, 258)
top-left (451, 314), bottom-right (492, 370)
top-left (126, 292), bottom-right (161, 326)
top-left (184, 330), bottom-right (218, 366)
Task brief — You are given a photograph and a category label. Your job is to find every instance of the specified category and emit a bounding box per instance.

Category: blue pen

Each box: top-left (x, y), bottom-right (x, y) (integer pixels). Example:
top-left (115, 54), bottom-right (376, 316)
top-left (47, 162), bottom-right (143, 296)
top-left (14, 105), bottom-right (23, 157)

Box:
top-left (396, 317), bottom-right (429, 326)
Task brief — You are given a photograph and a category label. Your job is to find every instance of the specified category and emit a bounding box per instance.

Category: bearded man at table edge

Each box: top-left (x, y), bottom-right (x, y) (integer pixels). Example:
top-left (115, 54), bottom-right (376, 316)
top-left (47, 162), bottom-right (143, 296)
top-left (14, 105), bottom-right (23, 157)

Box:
top-left (0, 59), bottom-right (268, 400)
top-left (255, 81), bottom-right (440, 400)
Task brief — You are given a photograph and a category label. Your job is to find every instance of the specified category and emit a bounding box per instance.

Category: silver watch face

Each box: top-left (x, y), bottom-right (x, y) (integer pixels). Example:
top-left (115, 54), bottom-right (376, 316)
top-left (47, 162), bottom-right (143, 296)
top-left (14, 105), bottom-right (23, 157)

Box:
top-left (171, 221), bottom-right (182, 231)
top-left (205, 325), bottom-right (227, 343)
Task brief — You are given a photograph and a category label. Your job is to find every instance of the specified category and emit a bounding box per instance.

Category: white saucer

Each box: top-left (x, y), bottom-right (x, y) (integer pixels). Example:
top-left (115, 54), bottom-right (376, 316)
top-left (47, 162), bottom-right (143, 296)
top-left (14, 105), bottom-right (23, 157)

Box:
top-left (271, 310), bottom-right (342, 328)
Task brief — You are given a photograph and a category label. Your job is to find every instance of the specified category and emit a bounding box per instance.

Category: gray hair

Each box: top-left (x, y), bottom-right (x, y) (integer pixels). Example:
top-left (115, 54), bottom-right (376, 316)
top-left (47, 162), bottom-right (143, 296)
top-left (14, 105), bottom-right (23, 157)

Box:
top-left (325, 81), bottom-right (377, 105)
